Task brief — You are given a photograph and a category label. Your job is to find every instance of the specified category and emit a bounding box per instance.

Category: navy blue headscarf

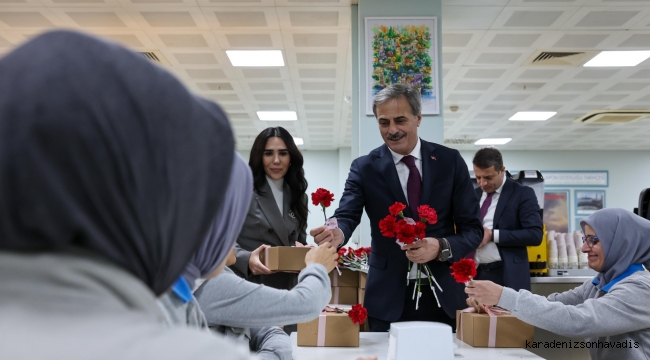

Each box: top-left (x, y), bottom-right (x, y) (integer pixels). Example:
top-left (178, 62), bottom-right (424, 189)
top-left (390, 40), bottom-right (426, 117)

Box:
top-left (182, 152), bottom-right (253, 287)
top-left (0, 30), bottom-right (234, 296)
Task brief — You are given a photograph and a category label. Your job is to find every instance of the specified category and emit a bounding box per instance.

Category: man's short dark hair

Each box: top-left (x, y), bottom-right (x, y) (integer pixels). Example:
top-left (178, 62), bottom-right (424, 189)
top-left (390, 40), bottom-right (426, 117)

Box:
top-left (372, 84), bottom-right (421, 117)
top-left (473, 147), bottom-right (503, 172)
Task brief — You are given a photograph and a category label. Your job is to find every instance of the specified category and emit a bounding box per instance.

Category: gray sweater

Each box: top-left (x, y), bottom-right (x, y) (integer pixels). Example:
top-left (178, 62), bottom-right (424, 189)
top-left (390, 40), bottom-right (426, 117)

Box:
top-left (498, 271), bottom-right (650, 360)
top-left (194, 264), bottom-right (331, 360)
top-left (195, 264), bottom-right (331, 328)
top-left (0, 251), bottom-right (254, 360)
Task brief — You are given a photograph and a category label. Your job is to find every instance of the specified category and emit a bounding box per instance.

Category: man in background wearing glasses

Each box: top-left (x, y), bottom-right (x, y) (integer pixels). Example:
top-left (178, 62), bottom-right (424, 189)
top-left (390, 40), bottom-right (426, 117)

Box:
top-left (471, 147), bottom-right (543, 291)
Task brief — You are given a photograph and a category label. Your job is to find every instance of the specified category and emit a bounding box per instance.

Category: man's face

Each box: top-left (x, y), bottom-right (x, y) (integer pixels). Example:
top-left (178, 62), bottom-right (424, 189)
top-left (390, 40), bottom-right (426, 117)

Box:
top-left (375, 96), bottom-right (421, 155)
top-left (473, 165), bottom-right (505, 194)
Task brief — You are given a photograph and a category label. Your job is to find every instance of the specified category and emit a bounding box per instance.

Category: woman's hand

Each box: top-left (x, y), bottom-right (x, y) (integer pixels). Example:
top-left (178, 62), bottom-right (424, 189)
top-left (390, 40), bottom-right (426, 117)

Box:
top-left (464, 280), bottom-right (504, 306)
top-left (248, 244), bottom-right (275, 275)
top-left (305, 242), bottom-right (338, 273)
top-left (465, 297), bottom-right (486, 313)
top-left (310, 226), bottom-right (343, 248)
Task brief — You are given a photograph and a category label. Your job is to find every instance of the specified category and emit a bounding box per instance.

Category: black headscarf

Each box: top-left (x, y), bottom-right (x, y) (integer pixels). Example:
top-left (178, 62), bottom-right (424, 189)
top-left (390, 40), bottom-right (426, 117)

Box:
top-left (0, 30), bottom-right (234, 296)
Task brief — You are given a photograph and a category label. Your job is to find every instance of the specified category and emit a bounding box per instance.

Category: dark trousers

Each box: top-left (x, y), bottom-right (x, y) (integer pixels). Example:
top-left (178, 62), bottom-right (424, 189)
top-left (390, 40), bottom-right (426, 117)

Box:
top-left (368, 281), bottom-right (456, 332)
top-left (474, 262), bottom-right (505, 285)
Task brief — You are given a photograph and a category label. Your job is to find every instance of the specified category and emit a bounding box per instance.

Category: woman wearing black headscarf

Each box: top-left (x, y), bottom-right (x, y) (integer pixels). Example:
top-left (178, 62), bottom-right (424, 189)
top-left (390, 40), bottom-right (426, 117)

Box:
top-left (0, 30), bottom-right (250, 360)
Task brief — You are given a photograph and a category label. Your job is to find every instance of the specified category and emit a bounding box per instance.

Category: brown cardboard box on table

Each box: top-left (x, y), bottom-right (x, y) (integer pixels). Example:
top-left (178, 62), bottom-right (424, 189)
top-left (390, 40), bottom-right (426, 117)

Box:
top-left (297, 313), bottom-right (360, 347)
top-left (259, 247), bottom-right (310, 272)
top-left (358, 288), bottom-right (365, 305)
top-left (330, 286), bottom-right (358, 304)
top-left (358, 272), bottom-right (367, 289)
top-left (328, 269), bottom-right (360, 304)
top-left (456, 310), bottom-right (534, 348)
top-left (329, 269), bottom-right (359, 287)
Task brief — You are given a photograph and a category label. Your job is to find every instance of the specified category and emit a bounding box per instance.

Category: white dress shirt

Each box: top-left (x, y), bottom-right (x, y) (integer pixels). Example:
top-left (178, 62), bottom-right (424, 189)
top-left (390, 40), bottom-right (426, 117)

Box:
top-left (387, 139), bottom-right (425, 279)
top-left (266, 176), bottom-right (284, 216)
top-left (475, 175), bottom-right (507, 264)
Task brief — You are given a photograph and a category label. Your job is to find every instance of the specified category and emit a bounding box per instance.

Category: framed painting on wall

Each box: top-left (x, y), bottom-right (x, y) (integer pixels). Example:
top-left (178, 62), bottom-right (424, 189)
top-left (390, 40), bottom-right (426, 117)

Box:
top-left (575, 190), bottom-right (605, 216)
top-left (365, 17), bottom-right (439, 115)
top-left (544, 190), bottom-right (570, 233)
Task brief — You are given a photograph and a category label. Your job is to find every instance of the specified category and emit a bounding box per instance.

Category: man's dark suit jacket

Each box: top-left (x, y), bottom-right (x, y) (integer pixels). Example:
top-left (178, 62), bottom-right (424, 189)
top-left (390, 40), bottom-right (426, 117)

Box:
top-left (475, 178), bottom-right (543, 291)
top-left (333, 139), bottom-right (483, 321)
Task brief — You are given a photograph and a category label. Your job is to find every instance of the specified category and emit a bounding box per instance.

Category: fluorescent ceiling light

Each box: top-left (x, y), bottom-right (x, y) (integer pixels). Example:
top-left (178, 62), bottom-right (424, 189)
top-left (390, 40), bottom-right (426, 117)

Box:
top-left (509, 111), bottom-right (556, 121)
top-left (475, 138), bottom-right (512, 145)
top-left (583, 51), bottom-right (650, 67)
top-left (293, 137), bottom-right (304, 145)
top-left (256, 111), bottom-right (297, 121)
top-left (226, 50), bottom-right (284, 67)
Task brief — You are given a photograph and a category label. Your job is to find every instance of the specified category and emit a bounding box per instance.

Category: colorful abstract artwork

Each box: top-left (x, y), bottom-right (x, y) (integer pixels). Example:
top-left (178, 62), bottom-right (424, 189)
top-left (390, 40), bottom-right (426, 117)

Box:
top-left (365, 17), bottom-right (439, 115)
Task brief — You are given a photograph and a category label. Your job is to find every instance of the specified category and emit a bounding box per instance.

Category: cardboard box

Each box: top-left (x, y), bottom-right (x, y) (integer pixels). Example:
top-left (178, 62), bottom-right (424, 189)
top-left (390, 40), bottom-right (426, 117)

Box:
top-left (297, 313), bottom-right (359, 347)
top-left (358, 288), bottom-right (365, 305)
top-left (358, 272), bottom-right (367, 289)
top-left (456, 310), bottom-right (534, 348)
top-left (330, 286), bottom-right (358, 304)
top-left (259, 247), bottom-right (310, 272)
top-left (329, 269), bottom-right (359, 287)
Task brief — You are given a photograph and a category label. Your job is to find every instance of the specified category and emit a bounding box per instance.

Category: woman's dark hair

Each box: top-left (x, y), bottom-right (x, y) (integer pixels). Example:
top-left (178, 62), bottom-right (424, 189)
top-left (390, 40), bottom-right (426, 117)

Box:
top-left (249, 127), bottom-right (308, 230)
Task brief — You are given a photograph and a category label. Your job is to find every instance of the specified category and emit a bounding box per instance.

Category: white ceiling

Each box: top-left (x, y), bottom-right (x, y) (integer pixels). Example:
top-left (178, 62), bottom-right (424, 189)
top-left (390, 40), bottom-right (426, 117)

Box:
top-left (442, 0), bottom-right (650, 151)
top-left (1, 0), bottom-right (650, 151)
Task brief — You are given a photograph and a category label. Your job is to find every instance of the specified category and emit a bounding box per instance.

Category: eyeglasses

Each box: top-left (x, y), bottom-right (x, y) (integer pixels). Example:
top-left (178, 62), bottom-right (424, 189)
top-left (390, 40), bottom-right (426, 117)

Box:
top-left (582, 235), bottom-right (600, 248)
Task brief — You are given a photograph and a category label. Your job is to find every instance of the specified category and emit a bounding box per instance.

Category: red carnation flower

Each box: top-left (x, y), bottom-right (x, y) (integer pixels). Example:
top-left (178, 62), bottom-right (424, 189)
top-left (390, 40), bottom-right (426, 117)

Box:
top-left (388, 202), bottom-right (407, 216)
top-left (311, 188), bottom-right (335, 207)
top-left (337, 247), bottom-right (346, 262)
top-left (348, 303), bottom-right (368, 325)
top-left (450, 258), bottom-right (477, 283)
top-left (395, 219), bottom-right (416, 245)
top-left (379, 215), bottom-right (397, 238)
top-left (415, 222), bottom-right (427, 240)
top-left (417, 205), bottom-right (438, 224)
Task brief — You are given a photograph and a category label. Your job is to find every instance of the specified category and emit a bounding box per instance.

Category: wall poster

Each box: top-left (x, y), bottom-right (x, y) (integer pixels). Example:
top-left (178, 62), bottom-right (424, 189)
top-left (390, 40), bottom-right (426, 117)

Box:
top-left (365, 17), bottom-right (439, 115)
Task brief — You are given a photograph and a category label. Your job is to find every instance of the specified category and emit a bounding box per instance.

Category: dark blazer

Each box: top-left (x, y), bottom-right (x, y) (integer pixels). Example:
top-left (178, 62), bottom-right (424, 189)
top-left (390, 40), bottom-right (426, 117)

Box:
top-left (232, 179), bottom-right (307, 290)
top-left (333, 140), bottom-right (483, 321)
top-left (475, 178), bottom-right (543, 291)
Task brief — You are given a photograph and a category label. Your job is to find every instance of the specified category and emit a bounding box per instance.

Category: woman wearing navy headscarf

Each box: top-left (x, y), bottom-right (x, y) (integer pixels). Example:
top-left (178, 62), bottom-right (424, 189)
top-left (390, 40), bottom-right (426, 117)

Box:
top-left (466, 208), bottom-right (650, 360)
top-left (0, 30), bottom-right (252, 360)
top-left (158, 152), bottom-right (253, 327)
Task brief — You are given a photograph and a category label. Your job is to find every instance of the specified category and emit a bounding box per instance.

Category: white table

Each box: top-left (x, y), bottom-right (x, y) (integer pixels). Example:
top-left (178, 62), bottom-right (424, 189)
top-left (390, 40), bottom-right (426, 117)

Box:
top-left (291, 332), bottom-right (544, 360)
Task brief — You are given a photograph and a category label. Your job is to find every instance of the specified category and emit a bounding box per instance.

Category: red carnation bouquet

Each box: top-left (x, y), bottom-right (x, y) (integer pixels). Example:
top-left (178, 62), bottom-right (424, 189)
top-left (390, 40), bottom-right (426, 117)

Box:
top-left (337, 246), bottom-right (371, 272)
top-left (379, 202), bottom-right (442, 310)
top-left (311, 188), bottom-right (337, 229)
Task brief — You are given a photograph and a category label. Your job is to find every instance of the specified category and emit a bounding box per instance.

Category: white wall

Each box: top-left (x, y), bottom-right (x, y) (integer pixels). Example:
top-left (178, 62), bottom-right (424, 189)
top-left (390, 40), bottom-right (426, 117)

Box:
top-left (459, 150), bottom-right (650, 230)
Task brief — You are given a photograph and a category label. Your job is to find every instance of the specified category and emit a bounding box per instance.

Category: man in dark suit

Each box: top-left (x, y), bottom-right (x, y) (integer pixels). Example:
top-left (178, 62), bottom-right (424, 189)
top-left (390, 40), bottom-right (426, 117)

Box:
top-left (310, 84), bottom-right (483, 331)
top-left (471, 147), bottom-right (543, 291)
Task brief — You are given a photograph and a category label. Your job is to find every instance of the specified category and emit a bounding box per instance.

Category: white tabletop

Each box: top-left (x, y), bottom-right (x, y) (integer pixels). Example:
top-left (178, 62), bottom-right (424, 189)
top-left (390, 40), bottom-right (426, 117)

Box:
top-left (291, 332), bottom-right (543, 360)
